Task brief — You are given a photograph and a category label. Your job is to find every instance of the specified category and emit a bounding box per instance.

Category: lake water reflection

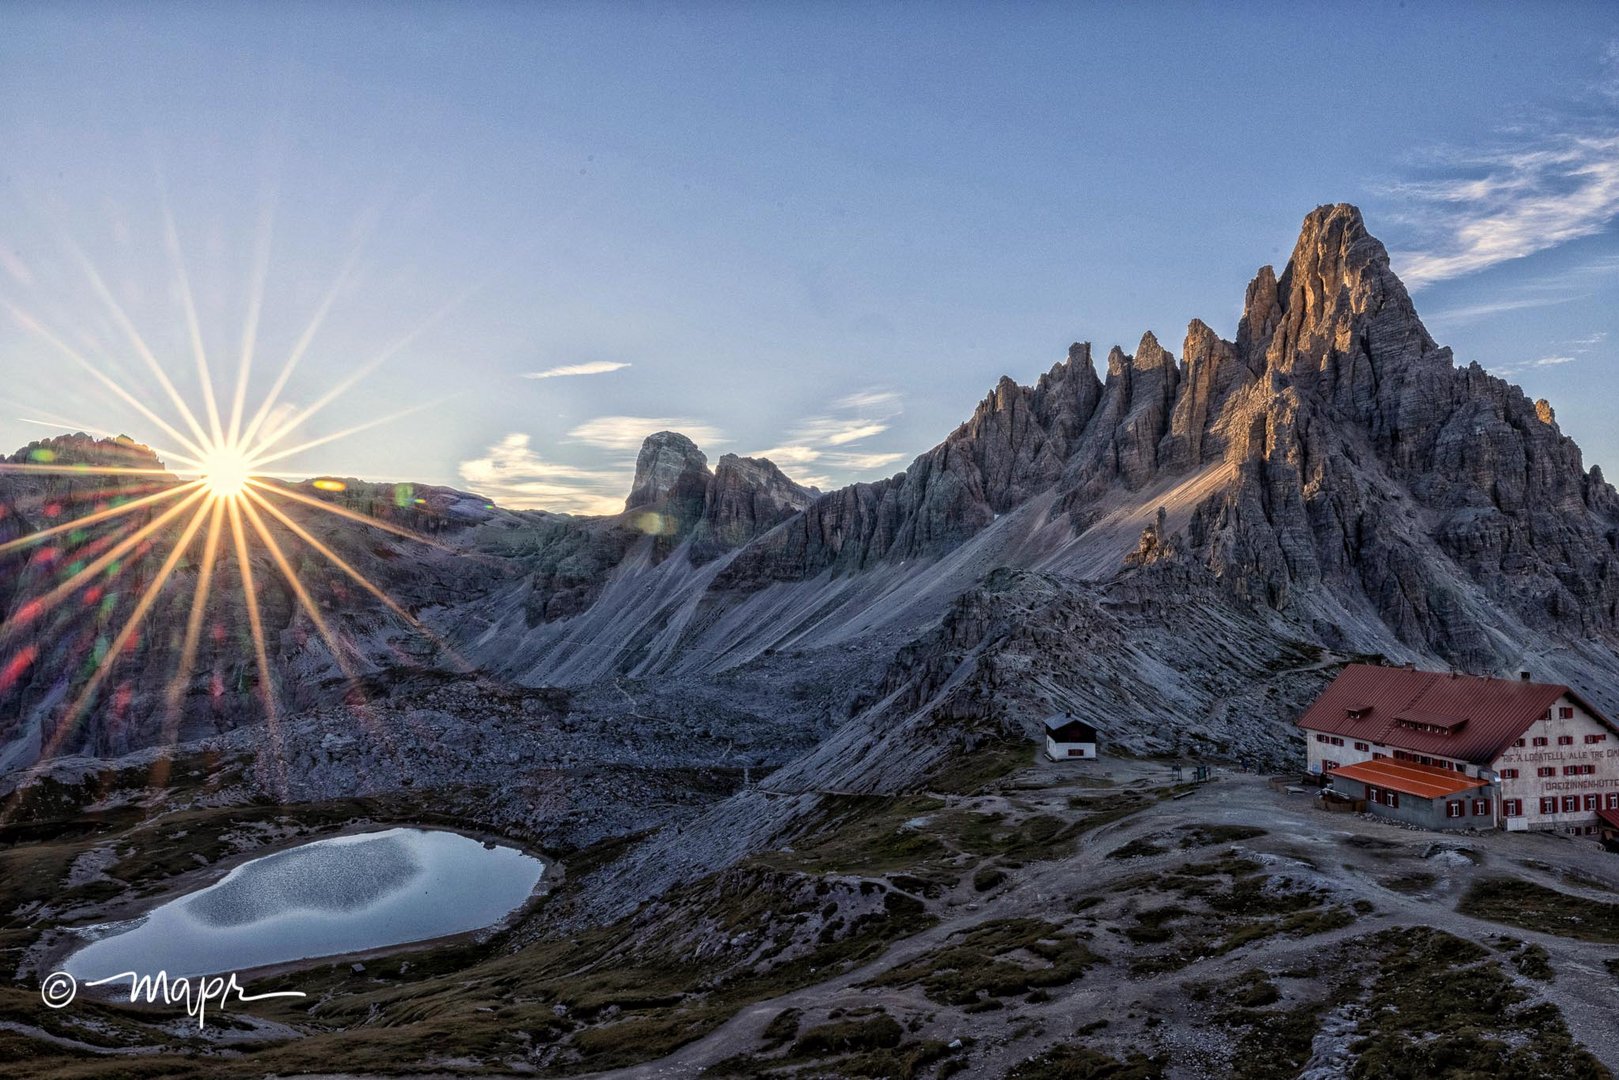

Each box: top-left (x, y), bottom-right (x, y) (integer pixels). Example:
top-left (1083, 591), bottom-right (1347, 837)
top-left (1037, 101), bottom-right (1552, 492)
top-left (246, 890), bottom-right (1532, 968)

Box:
top-left (64, 828), bottom-right (544, 980)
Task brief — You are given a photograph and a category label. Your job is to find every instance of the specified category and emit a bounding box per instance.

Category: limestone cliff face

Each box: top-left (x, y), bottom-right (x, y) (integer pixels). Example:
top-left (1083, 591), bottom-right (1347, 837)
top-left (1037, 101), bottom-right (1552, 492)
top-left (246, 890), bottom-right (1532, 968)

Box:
top-left (691, 454), bottom-right (816, 563)
top-left (704, 204), bottom-right (1618, 678)
top-left (8, 205), bottom-right (1619, 772)
top-left (713, 343), bottom-right (1106, 587)
top-left (1186, 205), bottom-right (1619, 667)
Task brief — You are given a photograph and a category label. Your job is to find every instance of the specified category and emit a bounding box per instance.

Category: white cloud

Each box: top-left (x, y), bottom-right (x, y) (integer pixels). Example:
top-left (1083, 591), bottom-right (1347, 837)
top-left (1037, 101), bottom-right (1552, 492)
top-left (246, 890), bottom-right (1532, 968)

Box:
top-left (1389, 132), bottom-right (1619, 287)
top-left (457, 433), bottom-right (628, 515)
top-left (834, 390), bottom-right (902, 412)
top-left (520, 361), bottom-right (631, 379)
top-left (1534, 355), bottom-right (1577, 366)
top-left (567, 415), bottom-right (726, 451)
top-left (752, 386), bottom-right (906, 486)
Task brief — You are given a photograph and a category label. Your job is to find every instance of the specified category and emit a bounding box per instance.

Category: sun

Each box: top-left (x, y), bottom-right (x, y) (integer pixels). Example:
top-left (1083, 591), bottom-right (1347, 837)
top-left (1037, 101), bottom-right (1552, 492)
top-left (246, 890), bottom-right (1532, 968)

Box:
top-left (0, 204), bottom-right (475, 814)
top-left (199, 443), bottom-right (253, 499)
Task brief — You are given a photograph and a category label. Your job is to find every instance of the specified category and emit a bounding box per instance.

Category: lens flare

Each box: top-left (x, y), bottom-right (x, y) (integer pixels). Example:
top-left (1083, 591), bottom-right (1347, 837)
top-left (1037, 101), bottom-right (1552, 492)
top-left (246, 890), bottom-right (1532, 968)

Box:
top-left (0, 215), bottom-right (473, 821)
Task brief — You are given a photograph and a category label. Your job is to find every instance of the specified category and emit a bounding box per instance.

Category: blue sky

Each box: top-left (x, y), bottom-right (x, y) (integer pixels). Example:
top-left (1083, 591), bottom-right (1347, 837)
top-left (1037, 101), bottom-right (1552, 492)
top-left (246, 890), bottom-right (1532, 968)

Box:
top-left (2, 2), bottom-right (1616, 512)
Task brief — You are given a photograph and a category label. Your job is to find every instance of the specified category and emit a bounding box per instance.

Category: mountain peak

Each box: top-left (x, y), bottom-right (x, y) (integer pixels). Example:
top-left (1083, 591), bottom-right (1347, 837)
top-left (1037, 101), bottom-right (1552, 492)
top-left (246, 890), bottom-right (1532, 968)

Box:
top-left (625, 431), bottom-right (710, 513)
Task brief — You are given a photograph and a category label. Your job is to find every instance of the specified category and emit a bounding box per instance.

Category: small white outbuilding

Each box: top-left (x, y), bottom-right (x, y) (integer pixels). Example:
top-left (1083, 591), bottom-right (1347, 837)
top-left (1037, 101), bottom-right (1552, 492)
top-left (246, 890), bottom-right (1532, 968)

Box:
top-left (1044, 714), bottom-right (1099, 760)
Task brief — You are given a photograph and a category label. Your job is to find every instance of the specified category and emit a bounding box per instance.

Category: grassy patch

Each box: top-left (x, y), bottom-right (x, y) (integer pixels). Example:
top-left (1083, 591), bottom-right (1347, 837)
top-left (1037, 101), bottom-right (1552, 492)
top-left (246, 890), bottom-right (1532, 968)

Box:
top-left (867, 918), bottom-right (1102, 1006)
top-left (1005, 1044), bottom-right (1165, 1079)
top-left (791, 1013), bottom-right (903, 1056)
top-left (1128, 856), bottom-right (1358, 975)
top-left (928, 739), bottom-right (1031, 795)
top-left (1381, 871), bottom-right (1438, 895)
top-left (1106, 836), bottom-right (1167, 860)
top-left (1513, 943), bottom-right (1555, 982)
top-left (1459, 877), bottom-right (1619, 944)
top-left (1348, 927), bottom-right (1607, 1079)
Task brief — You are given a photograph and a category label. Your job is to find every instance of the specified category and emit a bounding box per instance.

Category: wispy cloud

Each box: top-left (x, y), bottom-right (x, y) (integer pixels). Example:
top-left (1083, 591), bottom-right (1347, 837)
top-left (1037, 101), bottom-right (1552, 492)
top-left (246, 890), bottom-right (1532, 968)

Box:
top-left (755, 387), bottom-right (906, 488)
top-left (521, 360), bottom-right (631, 379)
top-left (457, 433), bottom-right (628, 515)
top-left (567, 415), bottom-right (725, 451)
top-left (1424, 255), bottom-right (1619, 326)
top-left (1482, 328), bottom-right (1608, 380)
top-left (1389, 132), bottom-right (1619, 287)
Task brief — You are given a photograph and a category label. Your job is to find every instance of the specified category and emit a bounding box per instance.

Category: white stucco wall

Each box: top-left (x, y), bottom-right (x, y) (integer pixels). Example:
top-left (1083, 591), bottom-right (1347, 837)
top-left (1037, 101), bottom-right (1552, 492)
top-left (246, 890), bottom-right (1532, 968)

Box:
top-left (1304, 732), bottom-right (1476, 777)
top-left (1492, 695), bottom-right (1619, 833)
top-left (1046, 736), bottom-right (1095, 760)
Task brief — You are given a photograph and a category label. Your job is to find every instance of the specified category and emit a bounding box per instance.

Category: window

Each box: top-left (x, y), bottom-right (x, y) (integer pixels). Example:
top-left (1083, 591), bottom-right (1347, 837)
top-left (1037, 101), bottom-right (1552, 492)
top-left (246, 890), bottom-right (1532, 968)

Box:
top-left (1446, 801), bottom-right (1464, 819)
top-left (1365, 785), bottom-right (1379, 802)
top-left (1563, 796), bottom-right (1580, 813)
top-left (1541, 797), bottom-right (1559, 815)
top-left (1584, 764), bottom-right (1597, 775)
top-left (1472, 798), bottom-right (1490, 816)
top-left (1515, 738), bottom-right (1526, 748)
top-left (1533, 736), bottom-right (1549, 747)
top-left (1504, 799), bottom-right (1523, 817)
top-left (1499, 768), bottom-right (1520, 779)
top-left (1538, 767), bottom-right (1557, 778)
top-left (1560, 707), bottom-right (1575, 720)
top-left (1316, 733), bottom-right (1328, 743)
top-left (1330, 737), bottom-right (1344, 746)
top-left (1584, 795), bottom-right (1599, 812)
top-left (1386, 791), bottom-right (1400, 809)
top-left (1322, 760), bottom-right (1340, 772)
top-left (1564, 765), bottom-right (1581, 776)
top-left (1354, 741), bottom-right (1369, 752)
top-left (1586, 733), bottom-right (1608, 744)
top-left (1607, 794), bottom-right (1619, 811)
top-left (1558, 735), bottom-right (1574, 746)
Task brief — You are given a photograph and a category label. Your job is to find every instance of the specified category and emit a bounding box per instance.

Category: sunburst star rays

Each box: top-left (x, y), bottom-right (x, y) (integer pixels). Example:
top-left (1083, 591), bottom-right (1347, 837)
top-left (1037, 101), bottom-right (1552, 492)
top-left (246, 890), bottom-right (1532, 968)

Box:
top-left (0, 220), bottom-right (473, 822)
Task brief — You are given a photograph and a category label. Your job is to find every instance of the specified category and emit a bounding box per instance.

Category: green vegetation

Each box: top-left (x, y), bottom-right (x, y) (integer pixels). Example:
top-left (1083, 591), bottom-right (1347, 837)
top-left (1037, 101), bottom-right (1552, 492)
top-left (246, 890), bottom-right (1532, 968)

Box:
top-left (1215, 1000), bottom-right (1331, 1080)
top-left (1127, 854), bottom-right (1358, 974)
top-left (1512, 943), bottom-right (1555, 982)
top-left (1005, 1043), bottom-right (1165, 1079)
top-left (867, 918), bottom-right (1102, 1006)
top-left (760, 1006), bottom-right (801, 1049)
top-left (1348, 927), bottom-right (1608, 1079)
top-left (712, 1009), bottom-right (954, 1079)
top-left (1107, 822), bottom-right (1267, 861)
top-left (1380, 871), bottom-right (1438, 895)
top-left (1459, 877), bottom-right (1619, 944)
top-left (791, 1013), bottom-right (903, 1056)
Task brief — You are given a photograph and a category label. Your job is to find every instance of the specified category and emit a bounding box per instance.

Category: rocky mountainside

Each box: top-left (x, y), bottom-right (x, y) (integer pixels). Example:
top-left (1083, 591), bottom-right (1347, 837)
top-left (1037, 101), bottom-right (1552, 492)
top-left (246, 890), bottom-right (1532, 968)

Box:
top-left (3, 205), bottom-right (1617, 802)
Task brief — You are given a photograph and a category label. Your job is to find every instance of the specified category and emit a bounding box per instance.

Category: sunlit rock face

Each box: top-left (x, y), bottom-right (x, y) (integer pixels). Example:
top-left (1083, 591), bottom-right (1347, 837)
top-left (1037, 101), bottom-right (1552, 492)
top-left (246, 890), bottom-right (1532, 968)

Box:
top-left (4, 204), bottom-right (1618, 797)
top-left (625, 430), bottom-right (711, 518)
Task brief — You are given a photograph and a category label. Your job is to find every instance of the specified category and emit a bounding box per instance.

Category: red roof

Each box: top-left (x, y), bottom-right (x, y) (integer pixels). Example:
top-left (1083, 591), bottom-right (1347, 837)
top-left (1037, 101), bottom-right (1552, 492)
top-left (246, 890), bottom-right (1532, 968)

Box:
top-left (1328, 757), bottom-right (1488, 799)
top-left (1598, 807), bottom-right (1619, 831)
top-left (1298, 664), bottom-right (1614, 764)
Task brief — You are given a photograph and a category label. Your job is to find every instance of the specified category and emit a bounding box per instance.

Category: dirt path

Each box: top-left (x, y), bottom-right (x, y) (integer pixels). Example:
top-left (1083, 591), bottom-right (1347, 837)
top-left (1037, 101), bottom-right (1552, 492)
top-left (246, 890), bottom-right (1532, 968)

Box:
top-left (580, 768), bottom-right (1619, 1078)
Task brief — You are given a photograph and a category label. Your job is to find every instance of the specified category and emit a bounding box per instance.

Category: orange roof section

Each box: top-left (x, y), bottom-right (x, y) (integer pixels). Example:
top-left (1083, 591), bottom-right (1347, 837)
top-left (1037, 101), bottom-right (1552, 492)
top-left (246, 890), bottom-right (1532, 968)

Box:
top-left (1328, 757), bottom-right (1488, 799)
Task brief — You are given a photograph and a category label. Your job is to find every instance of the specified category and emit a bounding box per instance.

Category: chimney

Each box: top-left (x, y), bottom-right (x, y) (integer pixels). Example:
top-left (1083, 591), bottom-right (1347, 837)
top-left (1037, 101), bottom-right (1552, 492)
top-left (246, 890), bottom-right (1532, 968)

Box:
top-left (1520, 671), bottom-right (1531, 681)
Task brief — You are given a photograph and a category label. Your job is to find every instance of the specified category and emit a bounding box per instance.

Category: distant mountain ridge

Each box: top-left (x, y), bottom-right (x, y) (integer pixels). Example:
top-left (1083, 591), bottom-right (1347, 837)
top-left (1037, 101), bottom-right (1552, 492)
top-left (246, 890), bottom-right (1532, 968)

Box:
top-left (3, 204), bottom-right (1617, 783)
